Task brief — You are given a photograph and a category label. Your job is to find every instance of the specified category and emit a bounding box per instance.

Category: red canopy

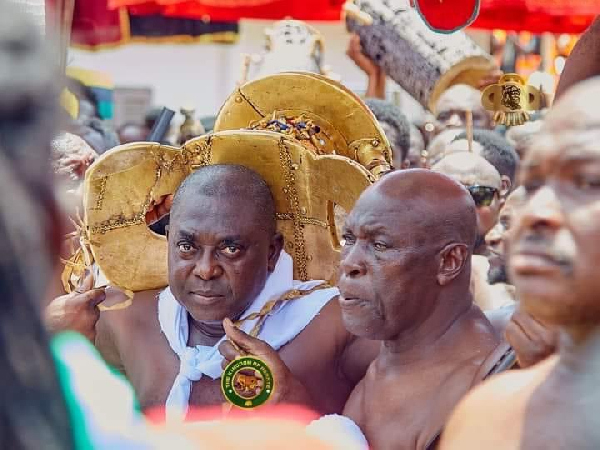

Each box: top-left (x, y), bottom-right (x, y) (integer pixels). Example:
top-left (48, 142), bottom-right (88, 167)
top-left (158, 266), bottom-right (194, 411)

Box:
top-left (109, 0), bottom-right (598, 34)
top-left (109, 0), bottom-right (346, 21)
top-left (474, 0), bottom-right (599, 34)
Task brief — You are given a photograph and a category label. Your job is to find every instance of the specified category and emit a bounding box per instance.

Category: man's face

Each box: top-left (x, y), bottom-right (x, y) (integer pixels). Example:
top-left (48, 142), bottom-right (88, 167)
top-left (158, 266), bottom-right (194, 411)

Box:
top-left (486, 189), bottom-right (524, 284)
top-left (168, 193), bottom-right (281, 322)
top-left (509, 126), bottom-right (600, 326)
top-left (338, 189), bottom-right (438, 340)
top-left (435, 86), bottom-right (492, 133)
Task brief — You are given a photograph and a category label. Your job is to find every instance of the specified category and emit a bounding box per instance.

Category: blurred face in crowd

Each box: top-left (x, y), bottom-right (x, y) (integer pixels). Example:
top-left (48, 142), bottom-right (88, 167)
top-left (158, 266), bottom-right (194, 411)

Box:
top-left (434, 85), bottom-right (492, 133)
top-left (485, 187), bottom-right (526, 284)
top-left (404, 125), bottom-right (426, 169)
top-left (426, 129), bottom-right (466, 167)
top-left (380, 120), bottom-right (403, 168)
top-left (508, 81), bottom-right (600, 328)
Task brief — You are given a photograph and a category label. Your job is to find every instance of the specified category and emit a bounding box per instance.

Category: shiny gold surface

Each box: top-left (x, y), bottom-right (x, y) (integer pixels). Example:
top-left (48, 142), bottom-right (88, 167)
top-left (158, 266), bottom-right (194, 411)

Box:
top-left (79, 131), bottom-right (372, 292)
top-left (214, 72), bottom-right (392, 176)
top-left (482, 73), bottom-right (541, 126)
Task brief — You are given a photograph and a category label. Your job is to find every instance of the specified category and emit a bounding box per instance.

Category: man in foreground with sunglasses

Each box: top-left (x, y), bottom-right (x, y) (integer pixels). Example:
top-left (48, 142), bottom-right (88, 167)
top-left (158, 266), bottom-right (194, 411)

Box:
top-left (433, 152), bottom-right (505, 256)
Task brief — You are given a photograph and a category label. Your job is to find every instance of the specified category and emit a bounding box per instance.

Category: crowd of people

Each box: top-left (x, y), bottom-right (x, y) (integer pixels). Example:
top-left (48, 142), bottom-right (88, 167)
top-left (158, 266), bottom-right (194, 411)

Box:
top-left (4, 0), bottom-right (600, 448)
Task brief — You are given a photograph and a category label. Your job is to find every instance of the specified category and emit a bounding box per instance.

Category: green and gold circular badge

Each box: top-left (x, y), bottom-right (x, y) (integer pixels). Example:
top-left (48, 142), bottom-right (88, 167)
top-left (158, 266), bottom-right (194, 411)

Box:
top-left (221, 356), bottom-right (274, 409)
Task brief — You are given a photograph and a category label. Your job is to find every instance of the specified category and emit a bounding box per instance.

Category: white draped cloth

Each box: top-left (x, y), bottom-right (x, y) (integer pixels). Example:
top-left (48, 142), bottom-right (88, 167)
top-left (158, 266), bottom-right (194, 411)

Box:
top-left (158, 250), bottom-right (339, 421)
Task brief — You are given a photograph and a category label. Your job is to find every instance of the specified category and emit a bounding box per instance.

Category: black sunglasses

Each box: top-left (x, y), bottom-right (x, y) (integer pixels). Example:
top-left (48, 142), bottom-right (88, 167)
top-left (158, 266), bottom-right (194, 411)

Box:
top-left (467, 185), bottom-right (498, 207)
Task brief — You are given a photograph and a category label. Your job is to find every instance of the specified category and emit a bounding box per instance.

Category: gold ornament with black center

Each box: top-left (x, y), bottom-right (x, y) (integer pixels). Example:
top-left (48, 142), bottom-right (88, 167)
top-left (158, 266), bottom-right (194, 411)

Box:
top-left (482, 74), bottom-right (541, 127)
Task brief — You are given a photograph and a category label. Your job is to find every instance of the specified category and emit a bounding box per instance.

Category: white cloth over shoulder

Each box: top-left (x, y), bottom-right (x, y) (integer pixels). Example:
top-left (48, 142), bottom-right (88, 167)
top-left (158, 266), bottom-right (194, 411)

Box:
top-left (158, 250), bottom-right (339, 421)
top-left (306, 414), bottom-right (369, 450)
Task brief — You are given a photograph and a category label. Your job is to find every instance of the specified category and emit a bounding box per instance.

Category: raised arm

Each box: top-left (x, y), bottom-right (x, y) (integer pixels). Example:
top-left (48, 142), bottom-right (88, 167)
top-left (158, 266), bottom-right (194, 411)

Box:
top-left (555, 16), bottom-right (600, 99)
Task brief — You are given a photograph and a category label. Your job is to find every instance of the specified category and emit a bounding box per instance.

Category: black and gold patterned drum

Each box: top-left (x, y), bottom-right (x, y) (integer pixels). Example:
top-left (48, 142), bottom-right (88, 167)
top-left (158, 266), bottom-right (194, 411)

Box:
top-left (345, 0), bottom-right (497, 112)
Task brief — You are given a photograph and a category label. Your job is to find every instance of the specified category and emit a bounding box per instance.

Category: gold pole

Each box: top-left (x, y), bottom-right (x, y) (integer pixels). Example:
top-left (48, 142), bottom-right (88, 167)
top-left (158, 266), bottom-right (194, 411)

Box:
top-left (466, 109), bottom-right (474, 152)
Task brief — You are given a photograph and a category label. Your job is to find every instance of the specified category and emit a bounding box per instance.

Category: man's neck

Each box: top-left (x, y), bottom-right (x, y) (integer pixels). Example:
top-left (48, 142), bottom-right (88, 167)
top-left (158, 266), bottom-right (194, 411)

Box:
top-left (378, 290), bottom-right (475, 367)
top-left (187, 316), bottom-right (226, 347)
top-left (557, 325), bottom-right (600, 376)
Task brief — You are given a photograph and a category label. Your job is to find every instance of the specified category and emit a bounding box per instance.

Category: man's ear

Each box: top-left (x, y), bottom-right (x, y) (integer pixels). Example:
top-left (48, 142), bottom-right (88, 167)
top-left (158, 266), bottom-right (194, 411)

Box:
top-left (268, 232), bottom-right (284, 272)
top-left (437, 243), bottom-right (469, 286)
top-left (500, 175), bottom-right (512, 198)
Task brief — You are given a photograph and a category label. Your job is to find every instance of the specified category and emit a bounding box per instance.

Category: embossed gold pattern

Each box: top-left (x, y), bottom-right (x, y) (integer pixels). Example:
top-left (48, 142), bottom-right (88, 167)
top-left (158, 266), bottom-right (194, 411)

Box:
top-left (482, 73), bottom-right (541, 126)
top-left (214, 72), bottom-right (393, 176)
top-left (64, 131), bottom-right (373, 293)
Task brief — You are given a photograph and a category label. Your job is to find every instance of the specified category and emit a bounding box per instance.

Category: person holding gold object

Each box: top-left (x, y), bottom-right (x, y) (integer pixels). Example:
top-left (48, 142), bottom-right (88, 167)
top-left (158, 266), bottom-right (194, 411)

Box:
top-left (47, 127), bottom-right (384, 420)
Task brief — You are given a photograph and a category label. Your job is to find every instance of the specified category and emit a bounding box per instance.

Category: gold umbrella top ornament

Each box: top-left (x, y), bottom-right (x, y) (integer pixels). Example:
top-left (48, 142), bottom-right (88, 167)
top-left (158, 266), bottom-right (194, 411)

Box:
top-left (481, 74), bottom-right (541, 127)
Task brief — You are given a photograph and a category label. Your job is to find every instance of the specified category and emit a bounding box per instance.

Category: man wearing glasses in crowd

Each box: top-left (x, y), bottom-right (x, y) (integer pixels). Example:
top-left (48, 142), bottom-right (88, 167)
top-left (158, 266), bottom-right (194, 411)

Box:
top-left (432, 152), bottom-right (505, 255)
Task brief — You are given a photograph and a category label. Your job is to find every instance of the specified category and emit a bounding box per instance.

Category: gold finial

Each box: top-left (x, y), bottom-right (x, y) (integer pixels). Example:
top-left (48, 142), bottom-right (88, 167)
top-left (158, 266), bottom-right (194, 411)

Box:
top-left (481, 73), bottom-right (541, 127)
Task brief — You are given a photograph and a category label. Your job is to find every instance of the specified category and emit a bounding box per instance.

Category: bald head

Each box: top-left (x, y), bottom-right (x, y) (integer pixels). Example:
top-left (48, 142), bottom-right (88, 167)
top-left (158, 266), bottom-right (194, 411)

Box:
top-left (433, 152), bottom-right (501, 190)
top-left (339, 169), bottom-right (478, 339)
top-left (370, 169), bottom-right (478, 250)
top-left (172, 164), bottom-right (276, 235)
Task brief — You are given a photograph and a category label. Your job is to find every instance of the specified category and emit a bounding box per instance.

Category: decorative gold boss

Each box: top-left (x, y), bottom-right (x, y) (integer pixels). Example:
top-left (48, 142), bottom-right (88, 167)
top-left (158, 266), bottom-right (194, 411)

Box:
top-left (481, 74), bottom-right (541, 127)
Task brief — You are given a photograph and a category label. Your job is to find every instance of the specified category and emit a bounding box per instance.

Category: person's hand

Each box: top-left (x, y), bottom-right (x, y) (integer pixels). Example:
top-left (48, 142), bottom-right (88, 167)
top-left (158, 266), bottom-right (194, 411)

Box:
top-left (44, 272), bottom-right (105, 342)
top-left (347, 34), bottom-right (386, 99)
top-left (505, 308), bottom-right (558, 368)
top-left (218, 318), bottom-right (312, 405)
top-left (145, 194), bottom-right (173, 225)
top-left (347, 34), bottom-right (380, 77)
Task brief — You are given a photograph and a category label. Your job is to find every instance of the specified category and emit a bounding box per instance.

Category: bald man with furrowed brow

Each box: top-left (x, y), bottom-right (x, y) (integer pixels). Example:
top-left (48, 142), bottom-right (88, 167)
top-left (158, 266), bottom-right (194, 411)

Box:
top-left (338, 170), bottom-right (501, 450)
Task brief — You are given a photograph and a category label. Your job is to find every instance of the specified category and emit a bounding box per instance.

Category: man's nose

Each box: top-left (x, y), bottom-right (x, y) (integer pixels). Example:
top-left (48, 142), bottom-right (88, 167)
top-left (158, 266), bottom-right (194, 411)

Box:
top-left (518, 186), bottom-right (563, 232)
top-left (193, 251), bottom-right (223, 280)
top-left (340, 244), bottom-right (367, 278)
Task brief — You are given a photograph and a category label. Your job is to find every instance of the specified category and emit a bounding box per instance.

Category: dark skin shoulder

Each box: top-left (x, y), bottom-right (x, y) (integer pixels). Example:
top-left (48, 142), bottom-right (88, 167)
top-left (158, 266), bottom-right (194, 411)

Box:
top-left (344, 307), bottom-right (499, 450)
top-left (95, 287), bottom-right (178, 410)
top-left (96, 288), bottom-right (379, 414)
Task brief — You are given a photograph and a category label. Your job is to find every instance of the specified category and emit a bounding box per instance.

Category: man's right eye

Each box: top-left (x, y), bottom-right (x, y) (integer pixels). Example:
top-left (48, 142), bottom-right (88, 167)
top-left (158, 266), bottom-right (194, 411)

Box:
top-left (341, 234), bottom-right (355, 246)
top-left (178, 243), bottom-right (194, 253)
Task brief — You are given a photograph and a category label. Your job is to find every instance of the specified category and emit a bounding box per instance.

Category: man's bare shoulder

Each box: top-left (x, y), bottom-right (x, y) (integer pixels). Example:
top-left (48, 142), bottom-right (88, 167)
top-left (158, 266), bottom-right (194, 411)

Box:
top-left (100, 287), bottom-right (162, 327)
top-left (440, 355), bottom-right (559, 450)
top-left (287, 295), bottom-right (349, 349)
top-left (95, 287), bottom-right (163, 367)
